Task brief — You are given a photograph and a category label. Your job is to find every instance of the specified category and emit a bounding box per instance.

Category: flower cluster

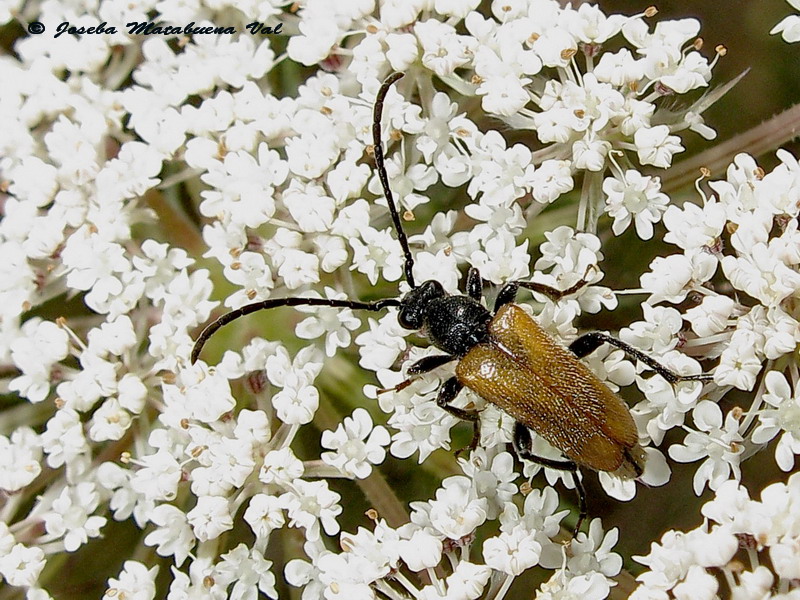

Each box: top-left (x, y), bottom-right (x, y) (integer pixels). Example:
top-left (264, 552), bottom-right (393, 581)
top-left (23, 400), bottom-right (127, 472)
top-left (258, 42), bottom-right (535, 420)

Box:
top-left (616, 151), bottom-right (800, 497)
top-left (631, 473), bottom-right (800, 599)
top-left (286, 448), bottom-right (624, 600)
top-left (0, 0), bottom-right (796, 598)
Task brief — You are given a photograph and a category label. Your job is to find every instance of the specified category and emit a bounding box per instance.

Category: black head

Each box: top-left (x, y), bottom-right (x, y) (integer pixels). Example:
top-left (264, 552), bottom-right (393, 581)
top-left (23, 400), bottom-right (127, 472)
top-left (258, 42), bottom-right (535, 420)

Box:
top-left (398, 280), bottom-right (445, 330)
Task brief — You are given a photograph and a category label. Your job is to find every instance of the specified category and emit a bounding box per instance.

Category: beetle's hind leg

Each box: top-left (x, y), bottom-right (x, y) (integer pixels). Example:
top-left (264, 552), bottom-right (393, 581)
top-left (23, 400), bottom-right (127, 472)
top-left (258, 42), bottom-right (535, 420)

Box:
top-left (568, 332), bottom-right (713, 384)
top-left (512, 423), bottom-right (588, 538)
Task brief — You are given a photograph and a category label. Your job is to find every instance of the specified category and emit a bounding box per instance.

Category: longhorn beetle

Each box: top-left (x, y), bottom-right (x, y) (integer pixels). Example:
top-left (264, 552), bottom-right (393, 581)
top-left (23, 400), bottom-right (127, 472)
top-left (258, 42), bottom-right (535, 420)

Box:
top-left (191, 72), bottom-right (712, 537)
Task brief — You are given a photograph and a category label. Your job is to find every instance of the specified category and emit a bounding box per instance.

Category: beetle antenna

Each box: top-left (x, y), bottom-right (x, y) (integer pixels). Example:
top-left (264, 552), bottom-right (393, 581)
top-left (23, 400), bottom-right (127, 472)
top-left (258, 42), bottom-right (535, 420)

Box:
top-left (191, 296), bottom-right (401, 364)
top-left (373, 72), bottom-right (416, 288)
top-left (191, 73), bottom-right (414, 365)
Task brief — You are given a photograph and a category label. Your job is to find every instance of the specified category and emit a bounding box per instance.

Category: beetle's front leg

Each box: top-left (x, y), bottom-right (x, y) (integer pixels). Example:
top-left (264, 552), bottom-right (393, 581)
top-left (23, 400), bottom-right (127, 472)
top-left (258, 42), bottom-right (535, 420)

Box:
top-left (437, 376), bottom-right (481, 456)
top-left (377, 353), bottom-right (456, 394)
top-left (568, 332), bottom-right (712, 384)
top-left (513, 423), bottom-right (587, 538)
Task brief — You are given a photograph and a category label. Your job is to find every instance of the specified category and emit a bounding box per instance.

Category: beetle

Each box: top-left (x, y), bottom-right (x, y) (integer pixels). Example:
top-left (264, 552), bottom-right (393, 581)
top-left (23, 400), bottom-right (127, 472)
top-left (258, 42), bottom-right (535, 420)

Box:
top-left (191, 72), bottom-right (712, 536)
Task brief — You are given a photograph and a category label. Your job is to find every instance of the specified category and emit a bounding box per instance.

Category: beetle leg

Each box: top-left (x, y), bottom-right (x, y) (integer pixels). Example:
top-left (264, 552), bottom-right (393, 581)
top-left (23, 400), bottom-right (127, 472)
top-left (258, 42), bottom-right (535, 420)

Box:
top-left (437, 377), bottom-right (481, 456)
top-left (570, 472), bottom-right (588, 538)
top-left (494, 275), bottom-right (592, 312)
top-left (494, 282), bottom-right (518, 311)
top-left (568, 332), bottom-right (713, 384)
top-left (408, 353), bottom-right (457, 376)
top-left (512, 423), bottom-right (587, 538)
top-left (466, 267), bottom-right (483, 301)
top-left (512, 422), bottom-right (576, 469)
top-left (376, 354), bottom-right (456, 394)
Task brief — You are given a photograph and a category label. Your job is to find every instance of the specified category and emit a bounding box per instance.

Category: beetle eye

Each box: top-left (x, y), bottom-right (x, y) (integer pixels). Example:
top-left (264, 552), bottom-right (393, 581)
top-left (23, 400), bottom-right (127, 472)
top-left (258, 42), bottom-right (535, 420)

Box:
top-left (398, 307), bottom-right (422, 330)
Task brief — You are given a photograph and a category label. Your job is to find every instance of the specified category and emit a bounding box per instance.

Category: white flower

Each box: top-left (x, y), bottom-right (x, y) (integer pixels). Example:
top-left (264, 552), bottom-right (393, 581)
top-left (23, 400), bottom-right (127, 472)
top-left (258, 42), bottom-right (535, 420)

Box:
top-left (537, 569), bottom-right (615, 600)
top-left (412, 475), bottom-right (488, 540)
top-left (476, 74), bottom-right (532, 116)
top-left (350, 228), bottom-right (405, 285)
top-left (640, 249), bottom-right (716, 305)
top-left (215, 544), bottom-right (277, 600)
top-left (529, 159), bottom-right (575, 204)
top-left (672, 565), bottom-right (719, 600)
top-left (386, 32), bottom-right (420, 71)
top-left (43, 482), bottom-right (107, 552)
top-left (8, 156), bottom-right (58, 206)
top-left (772, 1), bottom-right (800, 43)
top-left (459, 448), bottom-right (517, 519)
top-left (444, 562), bottom-right (492, 600)
top-left (0, 543), bottom-right (46, 588)
top-left (9, 318), bottom-right (69, 403)
top-left (279, 479), bottom-right (342, 541)
top-left (118, 374), bottom-right (148, 414)
top-left (721, 241), bottom-right (800, 307)
top-left (415, 19), bottom-right (476, 77)
top-left (634, 125), bottom-right (685, 168)
top-left (356, 313), bottom-right (407, 372)
top-left (669, 401), bottom-right (744, 494)
top-left (41, 409), bottom-right (89, 470)
top-left (102, 561), bottom-right (158, 600)
top-left (295, 288), bottom-right (363, 357)
top-left (181, 367), bottom-right (236, 424)
top-left (568, 519), bottom-right (623, 577)
top-left (260, 448), bottom-right (305, 486)
top-left (469, 234), bottom-right (531, 284)
top-left (270, 370), bottom-right (320, 426)
top-left (88, 398), bottom-right (133, 442)
top-left (684, 295), bottom-right (735, 338)
top-left (636, 473), bottom-right (800, 597)
top-left (397, 529), bottom-right (443, 571)
top-left (0, 427), bottom-right (42, 493)
top-left (662, 199), bottom-right (726, 251)
top-left (321, 408), bottom-right (390, 478)
top-left (244, 494), bottom-right (286, 542)
top-left (130, 449), bottom-right (182, 502)
top-left (315, 552), bottom-right (386, 600)
top-left (222, 251), bottom-right (273, 309)
top-left (752, 371), bottom-right (800, 471)
top-left (283, 180), bottom-right (337, 233)
top-left (603, 170), bottom-right (669, 239)
top-left (190, 434), bottom-right (256, 496)
top-left (143, 504), bottom-right (194, 567)
top-left (186, 495), bottom-right (234, 542)
top-left (572, 136), bottom-right (611, 172)
top-left (200, 145), bottom-right (287, 229)
top-left (96, 462), bottom-right (142, 524)
top-left (483, 524), bottom-right (542, 575)
top-left (369, 154), bottom-right (437, 211)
